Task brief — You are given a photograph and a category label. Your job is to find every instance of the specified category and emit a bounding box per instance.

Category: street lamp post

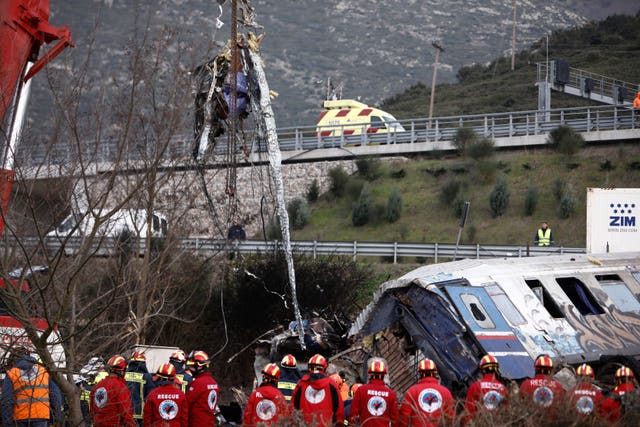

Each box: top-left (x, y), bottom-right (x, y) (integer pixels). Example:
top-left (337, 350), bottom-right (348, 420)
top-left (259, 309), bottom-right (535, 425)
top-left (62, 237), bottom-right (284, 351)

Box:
top-left (428, 42), bottom-right (445, 129)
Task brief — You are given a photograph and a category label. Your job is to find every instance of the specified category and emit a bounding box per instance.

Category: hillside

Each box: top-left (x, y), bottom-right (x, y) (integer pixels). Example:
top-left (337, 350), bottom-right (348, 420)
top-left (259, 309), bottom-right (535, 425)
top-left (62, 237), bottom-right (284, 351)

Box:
top-left (289, 15), bottom-right (640, 249)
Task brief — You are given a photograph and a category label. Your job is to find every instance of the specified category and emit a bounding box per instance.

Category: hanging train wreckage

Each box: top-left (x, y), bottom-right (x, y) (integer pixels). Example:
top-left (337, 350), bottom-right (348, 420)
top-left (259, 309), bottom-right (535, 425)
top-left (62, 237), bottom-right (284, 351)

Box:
top-left (260, 251), bottom-right (640, 397)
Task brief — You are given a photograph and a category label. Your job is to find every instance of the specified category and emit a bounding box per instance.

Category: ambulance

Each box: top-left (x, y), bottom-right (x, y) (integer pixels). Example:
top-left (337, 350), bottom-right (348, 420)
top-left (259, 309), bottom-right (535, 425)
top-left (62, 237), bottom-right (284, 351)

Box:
top-left (316, 99), bottom-right (405, 137)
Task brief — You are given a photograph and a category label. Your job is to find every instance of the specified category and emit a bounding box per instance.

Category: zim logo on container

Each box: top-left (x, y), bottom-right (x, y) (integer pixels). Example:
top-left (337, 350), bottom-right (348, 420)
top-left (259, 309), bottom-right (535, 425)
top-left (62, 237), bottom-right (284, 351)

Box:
top-left (608, 203), bottom-right (636, 227)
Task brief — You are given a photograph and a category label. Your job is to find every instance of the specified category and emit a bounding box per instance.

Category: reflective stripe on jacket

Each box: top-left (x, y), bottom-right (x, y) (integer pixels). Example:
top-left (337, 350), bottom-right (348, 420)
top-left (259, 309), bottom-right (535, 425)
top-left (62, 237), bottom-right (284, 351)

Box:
top-left (125, 371), bottom-right (146, 419)
top-left (537, 228), bottom-right (551, 246)
top-left (7, 365), bottom-right (51, 420)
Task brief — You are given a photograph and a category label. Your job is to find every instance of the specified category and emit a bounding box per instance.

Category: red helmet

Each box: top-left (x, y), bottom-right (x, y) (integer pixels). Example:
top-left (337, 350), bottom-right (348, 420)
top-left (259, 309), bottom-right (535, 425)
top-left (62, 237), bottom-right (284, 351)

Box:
top-left (107, 355), bottom-right (127, 372)
top-left (170, 350), bottom-right (186, 364)
top-left (576, 363), bottom-right (595, 378)
top-left (131, 351), bottom-right (146, 362)
top-left (418, 359), bottom-right (437, 373)
top-left (188, 350), bottom-right (210, 368)
top-left (480, 355), bottom-right (499, 371)
top-left (156, 362), bottom-right (177, 379)
top-left (262, 363), bottom-right (280, 380)
top-left (368, 360), bottom-right (387, 375)
top-left (534, 355), bottom-right (553, 370)
top-left (308, 354), bottom-right (328, 372)
top-left (615, 366), bottom-right (634, 380)
top-left (281, 354), bottom-right (297, 368)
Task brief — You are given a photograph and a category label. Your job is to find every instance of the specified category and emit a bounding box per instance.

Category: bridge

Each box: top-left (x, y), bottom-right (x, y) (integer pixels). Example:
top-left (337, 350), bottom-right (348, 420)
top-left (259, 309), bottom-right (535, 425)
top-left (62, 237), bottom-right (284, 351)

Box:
top-left (15, 103), bottom-right (640, 179)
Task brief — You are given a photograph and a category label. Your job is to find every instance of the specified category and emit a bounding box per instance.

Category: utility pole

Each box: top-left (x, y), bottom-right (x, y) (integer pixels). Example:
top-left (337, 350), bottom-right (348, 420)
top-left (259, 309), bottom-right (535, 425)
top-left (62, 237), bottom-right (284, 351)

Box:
top-left (511, 0), bottom-right (517, 71)
top-left (428, 42), bottom-right (444, 129)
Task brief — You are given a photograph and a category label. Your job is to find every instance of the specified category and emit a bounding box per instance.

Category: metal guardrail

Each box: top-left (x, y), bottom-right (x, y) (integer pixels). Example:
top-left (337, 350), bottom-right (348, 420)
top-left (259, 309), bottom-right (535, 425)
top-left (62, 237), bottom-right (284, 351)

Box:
top-left (24, 236), bottom-right (585, 263)
top-left (16, 104), bottom-right (640, 167)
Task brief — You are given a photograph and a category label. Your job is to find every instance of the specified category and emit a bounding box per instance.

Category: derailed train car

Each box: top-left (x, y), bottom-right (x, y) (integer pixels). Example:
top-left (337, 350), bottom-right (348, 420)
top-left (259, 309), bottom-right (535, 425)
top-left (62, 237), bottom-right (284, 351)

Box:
top-left (347, 252), bottom-right (640, 396)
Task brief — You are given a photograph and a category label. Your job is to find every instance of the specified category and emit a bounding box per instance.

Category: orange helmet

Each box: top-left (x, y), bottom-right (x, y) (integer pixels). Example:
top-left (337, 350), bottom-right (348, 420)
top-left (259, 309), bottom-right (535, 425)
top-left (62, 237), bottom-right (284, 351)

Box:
top-left (262, 363), bottom-right (280, 381)
top-left (418, 359), bottom-right (437, 373)
top-left (156, 362), bottom-right (177, 379)
top-left (131, 351), bottom-right (146, 362)
top-left (281, 354), bottom-right (297, 368)
top-left (188, 350), bottom-right (210, 368)
top-left (308, 354), bottom-right (328, 372)
top-left (480, 355), bottom-right (499, 372)
top-left (350, 383), bottom-right (362, 397)
top-left (576, 363), bottom-right (594, 378)
top-left (534, 355), bottom-right (553, 370)
top-left (107, 355), bottom-right (127, 373)
top-left (170, 350), bottom-right (186, 364)
top-left (615, 366), bottom-right (634, 381)
top-left (368, 360), bottom-right (387, 375)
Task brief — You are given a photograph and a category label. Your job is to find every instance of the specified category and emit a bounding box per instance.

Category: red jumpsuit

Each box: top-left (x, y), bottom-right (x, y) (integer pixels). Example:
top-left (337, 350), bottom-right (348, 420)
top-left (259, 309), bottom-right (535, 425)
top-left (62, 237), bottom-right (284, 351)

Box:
top-left (519, 374), bottom-right (564, 409)
top-left (143, 382), bottom-right (188, 427)
top-left (186, 371), bottom-right (219, 427)
top-left (568, 381), bottom-right (604, 417)
top-left (90, 374), bottom-right (136, 427)
top-left (348, 378), bottom-right (399, 426)
top-left (292, 372), bottom-right (345, 426)
top-left (398, 377), bottom-right (455, 427)
top-left (463, 373), bottom-right (508, 422)
top-left (600, 382), bottom-right (635, 424)
top-left (243, 383), bottom-right (290, 426)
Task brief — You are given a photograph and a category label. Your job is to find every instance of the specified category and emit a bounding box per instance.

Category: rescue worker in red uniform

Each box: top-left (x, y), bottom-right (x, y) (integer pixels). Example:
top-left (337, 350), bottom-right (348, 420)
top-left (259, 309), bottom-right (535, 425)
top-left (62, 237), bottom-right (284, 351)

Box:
top-left (463, 354), bottom-right (509, 424)
top-left (90, 354), bottom-right (136, 427)
top-left (398, 359), bottom-right (455, 427)
top-left (568, 363), bottom-right (604, 419)
top-left (186, 350), bottom-right (220, 427)
top-left (519, 355), bottom-right (564, 412)
top-left (348, 359), bottom-right (399, 426)
top-left (600, 365), bottom-right (637, 424)
top-left (292, 353), bottom-right (345, 426)
top-left (143, 362), bottom-right (188, 427)
top-left (243, 363), bottom-right (290, 426)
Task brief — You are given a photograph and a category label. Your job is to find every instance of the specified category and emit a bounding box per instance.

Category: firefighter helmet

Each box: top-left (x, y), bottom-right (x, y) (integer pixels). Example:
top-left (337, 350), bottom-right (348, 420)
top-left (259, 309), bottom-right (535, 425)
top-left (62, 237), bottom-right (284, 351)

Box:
top-left (576, 363), bottom-right (595, 378)
top-left (170, 350), bottom-right (186, 364)
top-left (107, 355), bottom-right (127, 373)
top-left (308, 354), bottom-right (328, 372)
top-left (188, 350), bottom-right (210, 368)
top-left (418, 359), bottom-right (437, 373)
top-left (480, 354), bottom-right (499, 372)
top-left (131, 350), bottom-right (146, 362)
top-left (368, 360), bottom-right (387, 375)
top-left (534, 355), bottom-right (553, 370)
top-left (281, 354), bottom-right (297, 368)
top-left (156, 362), bottom-right (177, 379)
top-left (262, 363), bottom-right (280, 381)
top-left (615, 366), bottom-right (634, 381)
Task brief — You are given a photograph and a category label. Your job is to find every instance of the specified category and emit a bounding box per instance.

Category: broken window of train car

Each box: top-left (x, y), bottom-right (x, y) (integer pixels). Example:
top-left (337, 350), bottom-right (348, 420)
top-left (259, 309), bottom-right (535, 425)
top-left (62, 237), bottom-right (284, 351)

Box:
top-left (596, 274), bottom-right (640, 313)
top-left (460, 293), bottom-right (495, 329)
top-left (370, 116), bottom-right (384, 129)
top-left (525, 279), bottom-right (564, 318)
top-left (556, 277), bottom-right (605, 316)
top-left (486, 284), bottom-right (525, 325)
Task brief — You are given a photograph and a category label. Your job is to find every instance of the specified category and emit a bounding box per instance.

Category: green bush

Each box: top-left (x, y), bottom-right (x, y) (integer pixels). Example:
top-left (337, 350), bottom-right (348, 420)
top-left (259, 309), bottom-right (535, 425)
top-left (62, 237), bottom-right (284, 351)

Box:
top-left (355, 158), bottom-right (382, 181)
top-left (559, 186), bottom-right (578, 219)
top-left (489, 177), bottom-right (510, 217)
top-left (329, 166), bottom-right (349, 197)
top-left (524, 185), bottom-right (538, 216)
top-left (265, 215), bottom-right (282, 240)
top-left (476, 159), bottom-right (498, 184)
top-left (386, 187), bottom-right (403, 223)
top-left (467, 137), bottom-right (496, 160)
top-left (346, 178), bottom-right (365, 200)
top-left (553, 178), bottom-right (566, 202)
top-left (547, 125), bottom-right (585, 156)
top-left (287, 198), bottom-right (311, 230)
top-left (352, 185), bottom-right (372, 226)
top-left (439, 178), bottom-right (462, 206)
top-left (453, 127), bottom-right (478, 156)
top-left (306, 179), bottom-right (320, 202)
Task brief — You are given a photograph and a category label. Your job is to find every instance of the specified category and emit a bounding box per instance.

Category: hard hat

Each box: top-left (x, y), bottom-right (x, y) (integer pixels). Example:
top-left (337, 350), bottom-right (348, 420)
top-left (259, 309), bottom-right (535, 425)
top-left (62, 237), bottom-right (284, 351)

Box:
top-left (368, 360), bottom-right (387, 375)
top-left (534, 355), bottom-right (553, 369)
top-left (170, 350), bottom-right (186, 364)
top-left (188, 350), bottom-right (210, 368)
top-left (418, 359), bottom-right (437, 373)
top-left (156, 362), bottom-right (177, 379)
top-left (107, 355), bottom-right (127, 372)
top-left (131, 350), bottom-right (146, 362)
top-left (479, 354), bottom-right (499, 370)
top-left (615, 366), bottom-right (634, 380)
top-left (576, 363), bottom-right (594, 378)
top-left (281, 354), bottom-right (297, 368)
top-left (262, 363), bottom-right (280, 380)
top-left (308, 354), bottom-right (327, 372)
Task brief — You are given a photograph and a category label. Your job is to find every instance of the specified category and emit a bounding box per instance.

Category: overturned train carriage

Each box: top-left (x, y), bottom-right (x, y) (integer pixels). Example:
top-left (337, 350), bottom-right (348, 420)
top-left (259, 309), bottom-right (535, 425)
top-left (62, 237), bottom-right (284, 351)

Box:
top-left (348, 252), bottom-right (640, 396)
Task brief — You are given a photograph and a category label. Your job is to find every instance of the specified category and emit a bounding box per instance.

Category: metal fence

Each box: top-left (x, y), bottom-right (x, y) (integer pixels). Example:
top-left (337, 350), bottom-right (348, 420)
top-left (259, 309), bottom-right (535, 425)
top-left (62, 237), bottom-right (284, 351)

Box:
top-left (29, 236), bottom-right (585, 263)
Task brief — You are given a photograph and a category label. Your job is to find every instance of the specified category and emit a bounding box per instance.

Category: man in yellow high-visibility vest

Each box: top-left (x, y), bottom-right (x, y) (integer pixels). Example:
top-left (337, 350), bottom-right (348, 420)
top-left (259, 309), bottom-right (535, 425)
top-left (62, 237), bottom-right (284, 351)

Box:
top-left (534, 221), bottom-right (554, 246)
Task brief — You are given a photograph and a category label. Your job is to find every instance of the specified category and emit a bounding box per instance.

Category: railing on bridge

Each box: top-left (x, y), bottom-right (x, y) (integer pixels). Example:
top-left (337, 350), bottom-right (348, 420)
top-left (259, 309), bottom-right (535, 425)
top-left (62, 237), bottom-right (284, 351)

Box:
top-left (27, 236), bottom-right (585, 263)
top-left (16, 104), bottom-right (640, 167)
